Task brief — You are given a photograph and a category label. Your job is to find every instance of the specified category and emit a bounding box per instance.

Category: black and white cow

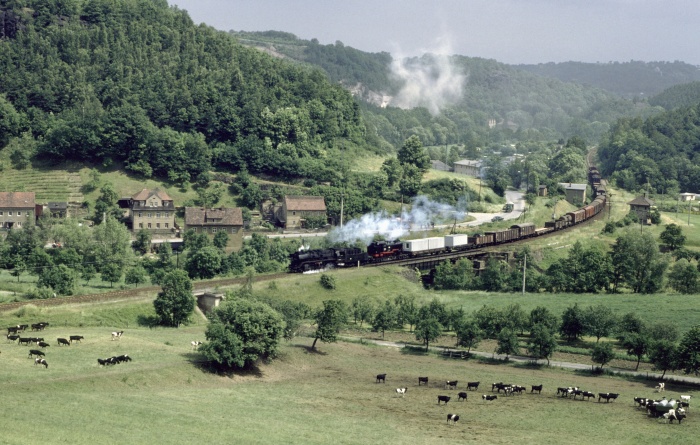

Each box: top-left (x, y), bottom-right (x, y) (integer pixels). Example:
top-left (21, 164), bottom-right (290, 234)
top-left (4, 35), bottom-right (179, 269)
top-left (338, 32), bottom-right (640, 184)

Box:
top-left (37, 341), bottom-right (50, 348)
top-left (28, 349), bottom-right (44, 358)
top-left (57, 338), bottom-right (70, 346)
top-left (111, 331), bottom-right (124, 341)
top-left (598, 392), bottom-right (619, 402)
top-left (7, 334), bottom-right (19, 342)
top-left (467, 381), bottom-right (480, 391)
top-left (445, 380), bottom-right (458, 390)
top-left (18, 337), bottom-right (32, 346)
top-left (191, 341), bottom-right (202, 350)
top-left (396, 388), bottom-right (407, 398)
top-left (458, 392), bottom-right (468, 402)
top-left (482, 395), bottom-right (497, 401)
top-left (437, 395), bottom-right (451, 405)
top-left (446, 414), bottom-right (460, 425)
top-left (34, 358), bottom-right (48, 368)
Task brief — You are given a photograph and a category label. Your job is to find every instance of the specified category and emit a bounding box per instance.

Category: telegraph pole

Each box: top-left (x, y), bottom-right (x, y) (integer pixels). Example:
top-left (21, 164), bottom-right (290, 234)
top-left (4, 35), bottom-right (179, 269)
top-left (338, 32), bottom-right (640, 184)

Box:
top-left (521, 254), bottom-right (526, 295)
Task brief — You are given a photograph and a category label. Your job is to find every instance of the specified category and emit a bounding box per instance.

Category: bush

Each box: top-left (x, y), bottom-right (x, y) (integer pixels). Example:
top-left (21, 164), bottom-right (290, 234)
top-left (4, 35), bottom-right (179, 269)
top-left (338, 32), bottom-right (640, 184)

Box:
top-left (320, 274), bottom-right (336, 290)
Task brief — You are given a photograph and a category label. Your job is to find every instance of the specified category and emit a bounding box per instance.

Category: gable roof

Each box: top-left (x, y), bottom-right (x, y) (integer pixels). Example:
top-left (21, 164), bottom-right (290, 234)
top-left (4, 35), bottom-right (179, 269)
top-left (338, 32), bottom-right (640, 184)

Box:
top-left (0, 192), bottom-right (35, 208)
top-left (454, 159), bottom-right (482, 167)
top-left (628, 196), bottom-right (654, 206)
top-left (132, 189), bottom-right (172, 201)
top-left (284, 196), bottom-right (326, 211)
top-left (185, 207), bottom-right (243, 226)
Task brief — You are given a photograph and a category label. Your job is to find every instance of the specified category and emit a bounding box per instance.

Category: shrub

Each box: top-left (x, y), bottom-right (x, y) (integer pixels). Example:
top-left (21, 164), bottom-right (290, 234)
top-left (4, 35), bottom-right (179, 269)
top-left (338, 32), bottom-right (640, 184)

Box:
top-left (320, 274), bottom-right (336, 290)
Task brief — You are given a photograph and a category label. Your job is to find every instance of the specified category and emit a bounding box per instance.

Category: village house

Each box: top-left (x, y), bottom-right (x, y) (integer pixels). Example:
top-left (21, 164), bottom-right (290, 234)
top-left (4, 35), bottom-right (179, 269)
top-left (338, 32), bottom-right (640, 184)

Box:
top-left (184, 207), bottom-right (244, 236)
top-left (453, 159), bottom-right (482, 177)
top-left (277, 195), bottom-right (327, 229)
top-left (0, 192), bottom-right (35, 230)
top-left (129, 189), bottom-right (175, 235)
top-left (559, 183), bottom-right (587, 205)
top-left (47, 202), bottom-right (68, 218)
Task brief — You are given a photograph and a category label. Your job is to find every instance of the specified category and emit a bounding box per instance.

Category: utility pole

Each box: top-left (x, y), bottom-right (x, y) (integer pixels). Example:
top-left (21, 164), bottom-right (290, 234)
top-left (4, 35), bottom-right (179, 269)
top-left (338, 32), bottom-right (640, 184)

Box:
top-left (521, 254), bottom-right (526, 295)
top-left (689, 199), bottom-right (692, 226)
top-left (340, 191), bottom-right (344, 228)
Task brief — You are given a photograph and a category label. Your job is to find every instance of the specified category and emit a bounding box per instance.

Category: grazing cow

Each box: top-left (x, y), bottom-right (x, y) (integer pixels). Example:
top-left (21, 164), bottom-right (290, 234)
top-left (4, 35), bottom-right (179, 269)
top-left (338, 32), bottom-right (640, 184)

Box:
top-left (598, 392), bottom-right (619, 402)
top-left (655, 382), bottom-right (665, 392)
top-left (7, 334), bottom-right (19, 342)
top-left (445, 380), bottom-right (458, 390)
top-left (57, 338), bottom-right (70, 346)
top-left (582, 391), bottom-right (596, 401)
top-left (680, 395), bottom-right (691, 404)
top-left (97, 358), bottom-right (110, 366)
top-left (556, 387), bottom-right (569, 396)
top-left (396, 388), bottom-right (407, 398)
top-left (111, 331), bottom-right (124, 341)
top-left (467, 381), bottom-right (480, 391)
top-left (511, 385), bottom-right (526, 395)
top-left (492, 382), bottom-right (503, 392)
top-left (18, 324), bottom-right (28, 331)
top-left (458, 392), bottom-right (468, 402)
top-left (69, 335), bottom-right (84, 344)
top-left (446, 414), bottom-right (460, 425)
top-left (7, 326), bottom-right (19, 335)
top-left (418, 377), bottom-right (429, 386)
top-left (37, 341), bottom-right (50, 348)
top-left (437, 395), bottom-right (451, 405)
top-left (34, 358), bottom-right (48, 368)
top-left (18, 337), bottom-right (32, 346)
top-left (376, 374), bottom-right (386, 383)
top-left (114, 354), bottom-right (132, 363)
top-left (31, 338), bottom-right (44, 344)
top-left (191, 341), bottom-right (202, 350)
top-left (28, 349), bottom-right (45, 358)
top-left (31, 323), bottom-right (46, 331)
top-left (664, 408), bottom-right (686, 424)
top-left (531, 384), bottom-right (543, 394)
top-left (482, 395), bottom-right (497, 401)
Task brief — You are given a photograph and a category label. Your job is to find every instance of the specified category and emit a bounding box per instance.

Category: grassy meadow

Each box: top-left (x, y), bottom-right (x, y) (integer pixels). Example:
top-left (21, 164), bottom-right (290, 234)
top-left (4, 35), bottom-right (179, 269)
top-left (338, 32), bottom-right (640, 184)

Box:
top-left (1, 297), bottom-right (698, 445)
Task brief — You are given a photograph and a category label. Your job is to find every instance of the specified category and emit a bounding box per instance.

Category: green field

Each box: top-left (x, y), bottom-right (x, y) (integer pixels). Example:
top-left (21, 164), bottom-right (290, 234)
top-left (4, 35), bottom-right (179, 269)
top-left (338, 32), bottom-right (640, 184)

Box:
top-left (1, 297), bottom-right (698, 445)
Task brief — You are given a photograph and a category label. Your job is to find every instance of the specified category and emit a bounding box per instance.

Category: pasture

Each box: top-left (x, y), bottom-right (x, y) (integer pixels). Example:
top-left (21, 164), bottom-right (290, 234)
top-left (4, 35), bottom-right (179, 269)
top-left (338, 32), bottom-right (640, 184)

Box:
top-left (1, 316), bottom-right (697, 445)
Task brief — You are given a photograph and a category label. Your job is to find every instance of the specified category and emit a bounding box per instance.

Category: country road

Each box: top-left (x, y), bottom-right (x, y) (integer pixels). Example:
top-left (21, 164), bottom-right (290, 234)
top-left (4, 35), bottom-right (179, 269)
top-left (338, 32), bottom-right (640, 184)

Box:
top-left (344, 336), bottom-right (700, 387)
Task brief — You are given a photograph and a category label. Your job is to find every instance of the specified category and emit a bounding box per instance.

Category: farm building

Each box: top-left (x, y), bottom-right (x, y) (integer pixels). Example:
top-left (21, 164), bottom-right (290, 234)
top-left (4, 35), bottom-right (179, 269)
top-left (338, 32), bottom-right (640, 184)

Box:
top-left (277, 195), bottom-right (327, 229)
top-left (184, 207), bottom-right (244, 236)
top-left (453, 159), bottom-right (482, 177)
top-left (0, 192), bottom-right (35, 230)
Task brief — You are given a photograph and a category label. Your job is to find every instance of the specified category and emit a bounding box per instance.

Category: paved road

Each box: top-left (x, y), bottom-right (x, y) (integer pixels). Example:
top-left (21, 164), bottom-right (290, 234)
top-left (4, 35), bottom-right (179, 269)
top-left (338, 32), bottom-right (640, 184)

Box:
top-left (347, 337), bottom-right (700, 386)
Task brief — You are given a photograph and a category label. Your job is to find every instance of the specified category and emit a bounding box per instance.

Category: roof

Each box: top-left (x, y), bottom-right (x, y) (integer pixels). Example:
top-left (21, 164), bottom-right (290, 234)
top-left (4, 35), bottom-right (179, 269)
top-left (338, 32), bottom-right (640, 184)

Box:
top-left (0, 192), bottom-right (35, 208)
top-left (628, 196), bottom-right (654, 206)
top-left (559, 183), bottom-right (587, 191)
top-left (185, 207), bottom-right (243, 226)
top-left (132, 189), bottom-right (172, 201)
top-left (48, 202), bottom-right (68, 210)
top-left (284, 196), bottom-right (326, 212)
top-left (454, 159), bottom-right (482, 167)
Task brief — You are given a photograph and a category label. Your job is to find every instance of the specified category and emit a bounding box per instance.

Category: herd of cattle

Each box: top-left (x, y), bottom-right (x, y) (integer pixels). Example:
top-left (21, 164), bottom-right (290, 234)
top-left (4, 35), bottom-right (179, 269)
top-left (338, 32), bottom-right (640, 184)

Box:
top-left (4, 322), bottom-right (130, 370)
top-left (376, 374), bottom-right (692, 426)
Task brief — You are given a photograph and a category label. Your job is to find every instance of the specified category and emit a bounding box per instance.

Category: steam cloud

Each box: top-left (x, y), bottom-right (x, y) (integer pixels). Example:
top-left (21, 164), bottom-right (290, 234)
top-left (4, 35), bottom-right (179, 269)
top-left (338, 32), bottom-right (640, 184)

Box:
top-left (328, 195), bottom-right (468, 245)
top-left (389, 39), bottom-right (465, 115)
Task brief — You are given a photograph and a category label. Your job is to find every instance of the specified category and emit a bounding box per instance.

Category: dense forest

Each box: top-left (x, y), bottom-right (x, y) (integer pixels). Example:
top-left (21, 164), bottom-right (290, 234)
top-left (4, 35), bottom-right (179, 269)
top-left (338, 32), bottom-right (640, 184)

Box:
top-left (649, 81), bottom-right (700, 110)
top-left (230, 31), bottom-right (662, 146)
top-left (516, 60), bottom-right (700, 99)
top-left (0, 0), bottom-right (368, 185)
top-left (598, 103), bottom-right (700, 194)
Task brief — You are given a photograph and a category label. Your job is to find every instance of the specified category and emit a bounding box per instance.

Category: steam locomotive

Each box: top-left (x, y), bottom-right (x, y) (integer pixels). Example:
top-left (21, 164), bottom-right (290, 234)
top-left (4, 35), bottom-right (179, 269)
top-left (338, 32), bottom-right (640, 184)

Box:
top-left (289, 168), bottom-right (606, 273)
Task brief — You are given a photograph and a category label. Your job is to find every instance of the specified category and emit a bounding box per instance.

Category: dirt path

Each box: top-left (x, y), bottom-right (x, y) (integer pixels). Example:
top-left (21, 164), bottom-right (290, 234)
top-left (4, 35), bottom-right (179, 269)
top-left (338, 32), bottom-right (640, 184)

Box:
top-left (346, 336), bottom-right (700, 387)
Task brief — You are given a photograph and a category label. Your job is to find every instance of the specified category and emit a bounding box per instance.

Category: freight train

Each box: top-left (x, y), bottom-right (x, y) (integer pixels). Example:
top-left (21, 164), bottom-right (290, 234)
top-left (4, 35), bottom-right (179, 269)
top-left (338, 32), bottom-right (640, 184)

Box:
top-left (289, 167), bottom-right (606, 273)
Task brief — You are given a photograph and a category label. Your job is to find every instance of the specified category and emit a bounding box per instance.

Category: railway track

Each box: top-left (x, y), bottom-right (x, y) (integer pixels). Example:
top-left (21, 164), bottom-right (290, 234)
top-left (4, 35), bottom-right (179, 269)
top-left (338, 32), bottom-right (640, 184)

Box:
top-left (0, 273), bottom-right (288, 313)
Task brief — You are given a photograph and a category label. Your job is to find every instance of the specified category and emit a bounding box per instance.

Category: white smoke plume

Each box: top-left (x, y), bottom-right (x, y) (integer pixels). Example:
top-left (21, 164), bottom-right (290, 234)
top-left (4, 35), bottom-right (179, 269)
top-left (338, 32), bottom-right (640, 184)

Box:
top-left (389, 38), bottom-right (465, 115)
top-left (328, 195), bottom-right (468, 245)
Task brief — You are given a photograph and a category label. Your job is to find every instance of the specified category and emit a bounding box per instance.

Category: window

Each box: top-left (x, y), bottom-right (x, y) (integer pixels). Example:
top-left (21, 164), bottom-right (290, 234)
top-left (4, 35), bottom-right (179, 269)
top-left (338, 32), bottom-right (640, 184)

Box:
top-left (0, 211), bottom-right (3, 215)
top-left (156, 223), bottom-right (160, 229)
top-left (148, 223), bottom-right (151, 229)
top-left (156, 213), bottom-right (160, 218)
top-left (147, 213), bottom-right (152, 218)
top-left (139, 223), bottom-right (143, 228)
top-left (26, 211), bottom-right (29, 217)
top-left (212, 228), bottom-right (217, 233)
top-left (8, 211), bottom-right (12, 216)
top-left (292, 211), bottom-right (296, 216)
top-left (165, 223), bottom-right (169, 228)
top-left (138, 212), bottom-right (142, 218)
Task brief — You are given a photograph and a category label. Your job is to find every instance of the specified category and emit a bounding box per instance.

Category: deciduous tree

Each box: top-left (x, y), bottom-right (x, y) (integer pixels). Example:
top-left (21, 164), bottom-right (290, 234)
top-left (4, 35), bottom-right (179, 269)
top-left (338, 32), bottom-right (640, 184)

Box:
top-left (311, 300), bottom-right (346, 350)
top-left (415, 317), bottom-right (442, 351)
top-left (153, 270), bottom-right (195, 327)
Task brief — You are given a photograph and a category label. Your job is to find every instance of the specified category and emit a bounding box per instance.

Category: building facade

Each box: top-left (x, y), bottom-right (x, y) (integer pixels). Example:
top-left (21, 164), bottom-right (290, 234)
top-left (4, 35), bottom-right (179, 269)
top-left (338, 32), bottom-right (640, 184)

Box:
top-left (0, 192), bottom-right (35, 230)
top-left (453, 159), bottom-right (482, 177)
top-left (129, 189), bottom-right (175, 235)
top-left (184, 207), bottom-right (244, 236)
top-left (559, 183), bottom-right (587, 205)
top-left (278, 196), bottom-right (327, 229)
top-left (628, 196), bottom-right (654, 225)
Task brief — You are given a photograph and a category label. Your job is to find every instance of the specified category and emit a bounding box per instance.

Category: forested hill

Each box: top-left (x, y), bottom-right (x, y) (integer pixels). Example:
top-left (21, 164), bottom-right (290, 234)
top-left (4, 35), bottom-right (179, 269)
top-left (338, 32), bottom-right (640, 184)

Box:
top-left (649, 81), bottom-right (700, 110)
top-left (515, 61), bottom-right (700, 99)
top-left (231, 31), bottom-right (659, 145)
top-left (598, 103), bottom-right (700, 194)
top-left (0, 0), bottom-right (367, 183)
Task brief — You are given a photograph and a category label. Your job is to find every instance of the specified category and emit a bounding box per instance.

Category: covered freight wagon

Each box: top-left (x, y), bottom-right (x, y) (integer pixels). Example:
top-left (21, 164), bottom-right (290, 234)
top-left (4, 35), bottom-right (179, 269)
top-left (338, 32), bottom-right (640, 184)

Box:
top-left (444, 234), bottom-right (471, 249)
top-left (511, 223), bottom-right (535, 237)
top-left (403, 237), bottom-right (445, 253)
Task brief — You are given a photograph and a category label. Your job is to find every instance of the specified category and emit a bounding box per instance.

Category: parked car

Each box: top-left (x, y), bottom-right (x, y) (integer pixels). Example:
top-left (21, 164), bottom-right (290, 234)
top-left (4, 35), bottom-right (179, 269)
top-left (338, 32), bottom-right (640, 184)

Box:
top-left (491, 216), bottom-right (504, 222)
